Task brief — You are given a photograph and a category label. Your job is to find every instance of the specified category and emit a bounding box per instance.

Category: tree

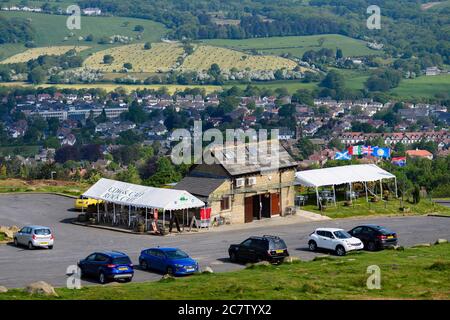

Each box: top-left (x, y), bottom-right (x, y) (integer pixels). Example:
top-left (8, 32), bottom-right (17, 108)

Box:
top-left (296, 137), bottom-right (316, 160)
top-left (28, 67), bottom-right (46, 84)
top-left (144, 157), bottom-right (181, 187)
top-left (103, 55), bottom-right (114, 64)
top-left (144, 42), bottom-right (151, 50)
top-left (115, 165), bottom-right (142, 185)
top-left (134, 25), bottom-right (144, 32)
top-left (336, 48), bottom-right (344, 60)
top-left (123, 62), bottom-right (133, 70)
top-left (320, 70), bottom-right (344, 91)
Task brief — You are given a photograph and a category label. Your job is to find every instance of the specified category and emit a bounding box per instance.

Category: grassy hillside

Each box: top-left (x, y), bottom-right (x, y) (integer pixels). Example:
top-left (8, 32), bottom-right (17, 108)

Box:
top-left (1, 243), bottom-right (449, 300)
top-left (181, 45), bottom-right (298, 72)
top-left (0, 46), bottom-right (89, 64)
top-left (203, 34), bottom-right (380, 59)
top-left (83, 43), bottom-right (184, 73)
top-left (83, 43), bottom-right (300, 73)
top-left (391, 74), bottom-right (450, 99)
top-left (0, 11), bottom-right (168, 60)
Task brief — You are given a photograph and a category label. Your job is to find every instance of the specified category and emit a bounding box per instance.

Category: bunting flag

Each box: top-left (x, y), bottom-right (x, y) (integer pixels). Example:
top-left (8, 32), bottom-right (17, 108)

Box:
top-left (392, 157), bottom-right (407, 167)
top-left (372, 147), bottom-right (391, 158)
top-left (348, 145), bottom-right (363, 156)
top-left (334, 150), bottom-right (352, 160)
top-left (362, 145), bottom-right (374, 155)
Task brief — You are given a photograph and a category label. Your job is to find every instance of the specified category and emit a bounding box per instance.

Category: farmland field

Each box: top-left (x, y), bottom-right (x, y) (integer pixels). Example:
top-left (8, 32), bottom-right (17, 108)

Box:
top-left (83, 43), bottom-right (184, 73)
top-left (0, 46), bottom-right (89, 64)
top-left (180, 45), bottom-right (299, 72)
top-left (203, 34), bottom-right (380, 58)
top-left (391, 74), bottom-right (450, 99)
top-left (0, 82), bottom-right (221, 94)
top-left (0, 11), bottom-right (168, 60)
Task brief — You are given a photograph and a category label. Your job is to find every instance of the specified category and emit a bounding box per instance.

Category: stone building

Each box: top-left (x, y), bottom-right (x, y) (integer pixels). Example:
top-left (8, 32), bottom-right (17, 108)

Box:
top-left (175, 140), bottom-right (297, 224)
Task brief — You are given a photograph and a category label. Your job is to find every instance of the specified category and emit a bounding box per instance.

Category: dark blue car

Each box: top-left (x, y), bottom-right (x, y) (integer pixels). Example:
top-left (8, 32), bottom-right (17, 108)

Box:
top-left (78, 251), bottom-right (134, 284)
top-left (139, 248), bottom-right (198, 276)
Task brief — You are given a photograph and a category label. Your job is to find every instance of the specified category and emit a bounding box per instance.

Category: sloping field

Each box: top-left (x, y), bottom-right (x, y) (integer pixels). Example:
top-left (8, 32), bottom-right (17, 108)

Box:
top-left (203, 34), bottom-right (379, 58)
top-left (83, 43), bottom-right (184, 72)
top-left (0, 11), bottom-right (168, 60)
top-left (180, 45), bottom-right (298, 71)
top-left (83, 43), bottom-right (299, 73)
top-left (0, 46), bottom-right (89, 64)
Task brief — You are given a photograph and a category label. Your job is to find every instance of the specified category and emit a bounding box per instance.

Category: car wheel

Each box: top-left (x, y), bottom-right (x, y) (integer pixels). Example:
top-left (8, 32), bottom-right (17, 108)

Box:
top-left (48, 245), bottom-right (53, 250)
top-left (308, 240), bottom-right (317, 252)
top-left (123, 277), bottom-right (132, 283)
top-left (14, 238), bottom-right (18, 247)
top-left (28, 242), bottom-right (34, 250)
top-left (229, 252), bottom-right (237, 262)
top-left (335, 245), bottom-right (346, 256)
top-left (140, 260), bottom-right (148, 270)
top-left (367, 241), bottom-right (377, 251)
top-left (166, 267), bottom-right (174, 275)
top-left (99, 272), bottom-right (107, 284)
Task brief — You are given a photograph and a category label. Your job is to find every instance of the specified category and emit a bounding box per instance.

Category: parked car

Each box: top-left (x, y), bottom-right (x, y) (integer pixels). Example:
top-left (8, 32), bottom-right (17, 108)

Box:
top-left (78, 251), bottom-right (134, 284)
top-left (139, 248), bottom-right (198, 276)
top-left (75, 196), bottom-right (103, 210)
top-left (348, 225), bottom-right (398, 251)
top-left (13, 226), bottom-right (54, 250)
top-left (228, 235), bottom-right (289, 263)
top-left (308, 228), bottom-right (364, 256)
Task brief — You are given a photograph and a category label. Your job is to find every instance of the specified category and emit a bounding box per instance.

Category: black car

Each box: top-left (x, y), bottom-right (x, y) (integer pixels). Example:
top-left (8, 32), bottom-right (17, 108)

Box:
top-left (348, 225), bottom-right (398, 251)
top-left (228, 235), bottom-right (289, 263)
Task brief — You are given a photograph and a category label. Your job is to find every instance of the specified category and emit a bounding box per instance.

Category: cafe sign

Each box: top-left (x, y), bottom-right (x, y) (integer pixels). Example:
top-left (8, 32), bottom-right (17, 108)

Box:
top-left (101, 186), bottom-right (145, 204)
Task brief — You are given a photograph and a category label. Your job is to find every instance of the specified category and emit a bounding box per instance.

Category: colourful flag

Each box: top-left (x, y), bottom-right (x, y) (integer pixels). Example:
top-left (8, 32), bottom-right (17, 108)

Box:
top-left (392, 157), bottom-right (406, 167)
top-left (335, 150), bottom-right (352, 160)
top-left (372, 147), bottom-right (391, 158)
top-left (348, 145), bottom-right (363, 156)
top-left (362, 146), bottom-right (374, 155)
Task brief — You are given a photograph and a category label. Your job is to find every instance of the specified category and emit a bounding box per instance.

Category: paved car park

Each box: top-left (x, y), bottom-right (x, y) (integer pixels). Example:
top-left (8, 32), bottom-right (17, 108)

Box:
top-left (0, 193), bottom-right (450, 289)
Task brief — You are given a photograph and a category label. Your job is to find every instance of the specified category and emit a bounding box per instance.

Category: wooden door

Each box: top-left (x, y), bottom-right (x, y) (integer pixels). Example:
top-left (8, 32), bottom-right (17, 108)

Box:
top-left (271, 193), bottom-right (281, 216)
top-left (244, 197), bottom-right (254, 223)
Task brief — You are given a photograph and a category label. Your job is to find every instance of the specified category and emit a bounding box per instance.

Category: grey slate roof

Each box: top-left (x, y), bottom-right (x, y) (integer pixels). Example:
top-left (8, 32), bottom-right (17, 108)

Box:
top-left (210, 140), bottom-right (297, 176)
top-left (174, 176), bottom-right (226, 198)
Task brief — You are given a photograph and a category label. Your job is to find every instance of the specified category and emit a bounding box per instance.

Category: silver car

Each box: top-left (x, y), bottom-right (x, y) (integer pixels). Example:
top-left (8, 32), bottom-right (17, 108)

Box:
top-left (14, 226), bottom-right (54, 250)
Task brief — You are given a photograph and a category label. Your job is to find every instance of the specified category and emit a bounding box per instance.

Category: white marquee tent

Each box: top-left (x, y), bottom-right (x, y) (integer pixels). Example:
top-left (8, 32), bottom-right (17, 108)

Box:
top-left (82, 178), bottom-right (205, 227)
top-left (295, 164), bottom-right (397, 206)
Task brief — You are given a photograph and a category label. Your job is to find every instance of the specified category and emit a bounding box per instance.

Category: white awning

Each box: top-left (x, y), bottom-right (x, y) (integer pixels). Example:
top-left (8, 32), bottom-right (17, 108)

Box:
top-left (295, 164), bottom-right (396, 188)
top-left (83, 178), bottom-right (205, 210)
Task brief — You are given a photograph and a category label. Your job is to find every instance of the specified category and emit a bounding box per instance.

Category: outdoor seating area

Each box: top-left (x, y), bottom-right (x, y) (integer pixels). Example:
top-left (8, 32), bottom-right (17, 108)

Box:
top-left (78, 178), bottom-right (206, 234)
top-left (295, 164), bottom-right (398, 210)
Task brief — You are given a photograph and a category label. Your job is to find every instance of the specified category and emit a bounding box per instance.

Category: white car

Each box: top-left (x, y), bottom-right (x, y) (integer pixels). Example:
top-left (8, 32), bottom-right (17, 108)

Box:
top-left (308, 228), bottom-right (364, 256)
top-left (13, 225), bottom-right (54, 250)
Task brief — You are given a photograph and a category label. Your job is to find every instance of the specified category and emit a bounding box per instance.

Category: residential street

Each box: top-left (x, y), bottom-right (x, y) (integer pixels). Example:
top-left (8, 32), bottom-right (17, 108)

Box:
top-left (0, 194), bottom-right (449, 289)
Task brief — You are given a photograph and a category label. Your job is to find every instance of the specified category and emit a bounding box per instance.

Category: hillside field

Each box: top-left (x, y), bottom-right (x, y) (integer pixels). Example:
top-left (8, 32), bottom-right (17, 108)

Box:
top-left (83, 43), bottom-right (184, 73)
top-left (203, 34), bottom-right (380, 58)
top-left (0, 11), bottom-right (168, 60)
top-left (0, 46), bottom-right (89, 64)
top-left (84, 43), bottom-right (300, 73)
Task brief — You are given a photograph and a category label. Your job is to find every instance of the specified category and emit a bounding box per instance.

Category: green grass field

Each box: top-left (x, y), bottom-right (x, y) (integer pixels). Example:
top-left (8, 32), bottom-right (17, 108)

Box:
top-left (391, 74), bottom-right (450, 99)
top-left (302, 198), bottom-right (450, 219)
top-left (203, 34), bottom-right (380, 58)
top-left (1, 243), bottom-right (449, 300)
top-left (0, 11), bottom-right (168, 60)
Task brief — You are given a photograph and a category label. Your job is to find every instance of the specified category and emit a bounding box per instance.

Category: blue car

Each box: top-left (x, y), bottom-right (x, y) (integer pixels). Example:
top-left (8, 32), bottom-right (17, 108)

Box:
top-left (139, 248), bottom-right (199, 276)
top-left (78, 251), bottom-right (134, 284)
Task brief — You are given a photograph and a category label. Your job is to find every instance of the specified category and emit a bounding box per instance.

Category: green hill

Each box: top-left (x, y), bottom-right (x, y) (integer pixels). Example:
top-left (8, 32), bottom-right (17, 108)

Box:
top-left (203, 34), bottom-right (380, 59)
top-left (0, 11), bottom-right (168, 60)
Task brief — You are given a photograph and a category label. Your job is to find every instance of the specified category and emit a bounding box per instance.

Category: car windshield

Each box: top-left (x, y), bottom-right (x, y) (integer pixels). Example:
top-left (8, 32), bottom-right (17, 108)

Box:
top-left (374, 226), bottom-right (394, 235)
top-left (269, 238), bottom-right (287, 250)
top-left (165, 249), bottom-right (189, 259)
top-left (333, 231), bottom-right (352, 239)
top-left (34, 229), bottom-right (51, 235)
top-left (112, 257), bottom-right (131, 265)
